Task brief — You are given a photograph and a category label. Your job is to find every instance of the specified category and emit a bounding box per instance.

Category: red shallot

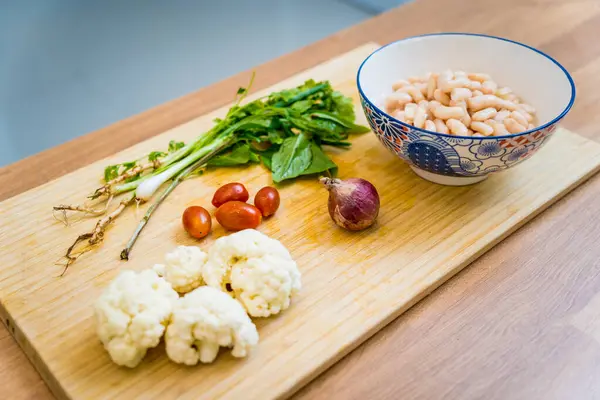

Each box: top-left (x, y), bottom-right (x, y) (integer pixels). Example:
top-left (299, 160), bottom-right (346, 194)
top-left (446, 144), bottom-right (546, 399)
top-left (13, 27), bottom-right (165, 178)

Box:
top-left (320, 177), bottom-right (380, 231)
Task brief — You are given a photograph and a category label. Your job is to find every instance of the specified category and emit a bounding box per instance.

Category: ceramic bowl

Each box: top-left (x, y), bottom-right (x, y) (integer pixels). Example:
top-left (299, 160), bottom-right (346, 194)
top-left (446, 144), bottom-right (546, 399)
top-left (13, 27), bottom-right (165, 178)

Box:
top-left (357, 33), bottom-right (575, 186)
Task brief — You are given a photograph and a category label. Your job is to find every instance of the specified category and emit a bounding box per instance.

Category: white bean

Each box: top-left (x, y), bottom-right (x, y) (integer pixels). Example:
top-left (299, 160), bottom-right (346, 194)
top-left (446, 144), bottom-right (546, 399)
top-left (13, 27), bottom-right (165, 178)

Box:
top-left (490, 121), bottom-right (510, 136)
top-left (392, 110), bottom-right (407, 122)
top-left (451, 87), bottom-right (473, 102)
top-left (441, 78), bottom-right (471, 93)
top-left (458, 101), bottom-right (471, 126)
top-left (426, 74), bottom-right (437, 100)
top-left (434, 118), bottom-right (449, 134)
top-left (472, 90), bottom-right (483, 97)
top-left (471, 121), bottom-right (494, 136)
top-left (472, 132), bottom-right (484, 137)
top-left (405, 85), bottom-right (425, 102)
top-left (434, 89), bottom-right (451, 106)
top-left (468, 73), bottom-right (491, 82)
top-left (433, 105), bottom-right (465, 120)
top-left (511, 110), bottom-right (528, 127)
top-left (392, 80), bottom-right (411, 91)
top-left (387, 91), bottom-right (413, 107)
top-left (415, 82), bottom-right (428, 96)
top-left (481, 80), bottom-right (498, 95)
top-left (428, 100), bottom-right (442, 111)
top-left (413, 106), bottom-right (427, 129)
top-left (468, 95), bottom-right (518, 111)
top-left (425, 119), bottom-right (437, 132)
top-left (408, 76), bottom-right (425, 83)
top-left (467, 80), bottom-right (482, 90)
top-left (446, 118), bottom-right (469, 135)
top-left (472, 107), bottom-right (497, 121)
top-left (527, 123), bottom-right (536, 130)
top-left (496, 87), bottom-right (513, 98)
top-left (455, 70), bottom-right (467, 79)
top-left (504, 118), bottom-right (527, 134)
top-left (404, 103), bottom-right (418, 120)
top-left (519, 103), bottom-right (536, 114)
top-left (494, 109), bottom-right (511, 122)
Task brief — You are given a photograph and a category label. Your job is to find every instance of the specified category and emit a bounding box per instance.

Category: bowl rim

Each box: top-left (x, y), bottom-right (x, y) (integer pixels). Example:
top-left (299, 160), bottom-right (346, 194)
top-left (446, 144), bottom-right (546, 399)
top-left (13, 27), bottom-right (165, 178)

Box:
top-left (356, 32), bottom-right (576, 140)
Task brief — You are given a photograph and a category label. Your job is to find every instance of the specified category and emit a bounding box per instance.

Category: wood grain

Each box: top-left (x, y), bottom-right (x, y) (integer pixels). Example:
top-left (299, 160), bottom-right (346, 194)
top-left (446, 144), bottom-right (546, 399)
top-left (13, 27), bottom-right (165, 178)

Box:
top-left (2, 42), bottom-right (599, 399)
top-left (2, 0), bottom-right (600, 398)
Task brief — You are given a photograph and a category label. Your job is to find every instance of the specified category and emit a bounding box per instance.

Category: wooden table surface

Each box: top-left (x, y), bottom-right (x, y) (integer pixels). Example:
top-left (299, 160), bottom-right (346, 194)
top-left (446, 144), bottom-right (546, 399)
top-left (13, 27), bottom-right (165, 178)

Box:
top-left (3, 0), bottom-right (600, 398)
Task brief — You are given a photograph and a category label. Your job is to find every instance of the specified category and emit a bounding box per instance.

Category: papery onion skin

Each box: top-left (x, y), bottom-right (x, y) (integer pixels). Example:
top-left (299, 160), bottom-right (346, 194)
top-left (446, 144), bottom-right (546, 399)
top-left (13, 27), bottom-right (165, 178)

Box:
top-left (321, 177), bottom-right (380, 231)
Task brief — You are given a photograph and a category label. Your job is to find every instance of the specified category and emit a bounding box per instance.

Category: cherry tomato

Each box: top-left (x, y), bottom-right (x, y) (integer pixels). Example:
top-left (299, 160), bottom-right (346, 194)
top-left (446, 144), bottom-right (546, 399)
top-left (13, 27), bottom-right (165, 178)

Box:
top-left (211, 182), bottom-right (249, 208)
top-left (215, 201), bottom-right (262, 231)
top-left (254, 186), bottom-right (280, 217)
top-left (182, 206), bottom-right (212, 239)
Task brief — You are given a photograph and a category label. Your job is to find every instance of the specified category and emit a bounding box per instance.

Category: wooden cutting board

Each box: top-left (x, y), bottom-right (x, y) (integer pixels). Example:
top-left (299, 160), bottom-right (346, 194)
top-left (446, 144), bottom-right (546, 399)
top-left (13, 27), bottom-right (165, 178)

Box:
top-left (1, 43), bottom-right (600, 400)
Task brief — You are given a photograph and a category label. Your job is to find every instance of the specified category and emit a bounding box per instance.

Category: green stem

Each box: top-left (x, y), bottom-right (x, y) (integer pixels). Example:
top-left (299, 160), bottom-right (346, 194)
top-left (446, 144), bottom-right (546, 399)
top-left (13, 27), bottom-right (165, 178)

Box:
top-left (120, 137), bottom-right (235, 260)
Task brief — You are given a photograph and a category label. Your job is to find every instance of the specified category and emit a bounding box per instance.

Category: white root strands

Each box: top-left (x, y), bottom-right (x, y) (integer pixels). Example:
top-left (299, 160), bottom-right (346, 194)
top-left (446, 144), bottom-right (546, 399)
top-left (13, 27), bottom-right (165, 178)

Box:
top-left (59, 194), bottom-right (135, 275)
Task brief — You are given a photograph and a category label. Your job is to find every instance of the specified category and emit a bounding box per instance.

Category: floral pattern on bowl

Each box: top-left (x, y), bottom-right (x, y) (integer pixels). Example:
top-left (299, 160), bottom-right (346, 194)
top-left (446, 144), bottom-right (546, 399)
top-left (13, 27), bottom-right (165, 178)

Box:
top-left (360, 93), bottom-right (558, 185)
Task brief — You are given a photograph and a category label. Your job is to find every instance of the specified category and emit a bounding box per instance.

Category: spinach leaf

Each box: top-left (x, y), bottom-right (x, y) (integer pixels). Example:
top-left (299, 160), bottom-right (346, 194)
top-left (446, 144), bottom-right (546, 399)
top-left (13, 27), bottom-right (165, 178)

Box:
top-left (303, 142), bottom-right (337, 176)
top-left (207, 143), bottom-right (260, 167)
top-left (321, 139), bottom-right (352, 147)
top-left (331, 90), bottom-right (356, 121)
top-left (271, 132), bottom-right (312, 182)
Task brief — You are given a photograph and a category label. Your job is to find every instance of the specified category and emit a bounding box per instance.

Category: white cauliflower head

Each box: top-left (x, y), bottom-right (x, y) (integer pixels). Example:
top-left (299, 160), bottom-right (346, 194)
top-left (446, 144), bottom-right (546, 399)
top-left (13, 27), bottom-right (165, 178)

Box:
top-left (153, 245), bottom-right (207, 293)
top-left (94, 269), bottom-right (178, 368)
top-left (165, 286), bottom-right (259, 365)
top-left (202, 229), bottom-right (301, 318)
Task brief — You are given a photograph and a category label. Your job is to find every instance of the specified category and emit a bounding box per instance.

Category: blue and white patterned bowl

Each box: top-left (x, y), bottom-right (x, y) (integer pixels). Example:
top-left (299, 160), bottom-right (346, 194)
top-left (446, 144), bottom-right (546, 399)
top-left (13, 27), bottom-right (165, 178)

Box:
top-left (357, 33), bottom-right (575, 185)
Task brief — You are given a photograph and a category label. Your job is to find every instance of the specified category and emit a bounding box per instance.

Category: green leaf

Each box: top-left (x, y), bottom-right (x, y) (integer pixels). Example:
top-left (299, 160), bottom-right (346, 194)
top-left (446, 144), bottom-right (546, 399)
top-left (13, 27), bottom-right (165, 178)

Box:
top-left (350, 123), bottom-right (370, 134)
top-left (249, 151), bottom-right (260, 163)
top-left (257, 147), bottom-right (277, 171)
top-left (104, 165), bottom-right (120, 183)
top-left (331, 90), bottom-right (356, 121)
top-left (303, 142), bottom-right (337, 176)
top-left (207, 143), bottom-right (260, 167)
top-left (271, 132), bottom-right (312, 182)
top-left (311, 111), bottom-right (355, 129)
top-left (267, 129), bottom-right (286, 145)
top-left (148, 151), bottom-right (167, 161)
top-left (321, 139), bottom-right (352, 147)
top-left (237, 87), bottom-right (247, 95)
top-left (168, 140), bottom-right (185, 152)
top-left (122, 161), bottom-right (137, 172)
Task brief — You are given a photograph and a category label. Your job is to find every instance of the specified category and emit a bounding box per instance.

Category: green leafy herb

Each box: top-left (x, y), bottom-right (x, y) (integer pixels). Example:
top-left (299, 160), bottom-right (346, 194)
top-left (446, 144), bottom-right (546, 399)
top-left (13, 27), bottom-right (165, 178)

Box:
top-left (207, 143), bottom-right (260, 167)
top-left (303, 142), bottom-right (337, 176)
top-left (272, 133), bottom-right (312, 182)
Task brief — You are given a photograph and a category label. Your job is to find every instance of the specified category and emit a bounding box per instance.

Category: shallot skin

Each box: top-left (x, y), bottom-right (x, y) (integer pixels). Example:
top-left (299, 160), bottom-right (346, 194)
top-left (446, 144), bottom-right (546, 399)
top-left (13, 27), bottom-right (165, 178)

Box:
top-left (321, 177), bottom-right (380, 231)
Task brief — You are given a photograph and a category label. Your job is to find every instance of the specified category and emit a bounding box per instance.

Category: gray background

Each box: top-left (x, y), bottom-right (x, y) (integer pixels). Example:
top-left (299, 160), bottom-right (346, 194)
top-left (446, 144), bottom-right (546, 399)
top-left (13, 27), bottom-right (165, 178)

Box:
top-left (0, 0), bottom-right (405, 167)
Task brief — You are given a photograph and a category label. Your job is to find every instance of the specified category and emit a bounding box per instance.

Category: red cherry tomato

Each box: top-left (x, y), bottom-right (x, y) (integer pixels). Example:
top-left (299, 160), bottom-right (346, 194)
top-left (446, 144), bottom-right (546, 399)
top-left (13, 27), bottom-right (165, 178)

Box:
top-left (212, 182), bottom-right (249, 208)
top-left (182, 206), bottom-right (211, 239)
top-left (254, 186), bottom-right (280, 217)
top-left (215, 201), bottom-right (262, 231)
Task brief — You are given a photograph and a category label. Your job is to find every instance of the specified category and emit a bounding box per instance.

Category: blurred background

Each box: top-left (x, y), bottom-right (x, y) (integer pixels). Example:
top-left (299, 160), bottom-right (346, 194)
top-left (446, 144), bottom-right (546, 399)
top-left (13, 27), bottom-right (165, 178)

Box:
top-left (0, 0), bottom-right (405, 167)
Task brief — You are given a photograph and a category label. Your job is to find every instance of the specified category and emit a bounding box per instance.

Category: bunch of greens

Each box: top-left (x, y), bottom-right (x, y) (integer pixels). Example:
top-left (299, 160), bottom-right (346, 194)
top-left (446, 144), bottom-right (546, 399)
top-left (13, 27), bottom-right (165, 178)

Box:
top-left (55, 77), bottom-right (368, 269)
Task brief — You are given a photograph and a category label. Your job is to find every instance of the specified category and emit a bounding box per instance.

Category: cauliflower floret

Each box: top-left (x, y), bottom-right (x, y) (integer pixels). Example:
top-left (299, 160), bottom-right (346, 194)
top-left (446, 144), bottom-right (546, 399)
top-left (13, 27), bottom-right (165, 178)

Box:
top-left (94, 269), bottom-right (178, 368)
top-left (165, 286), bottom-right (259, 365)
top-left (202, 229), bottom-right (301, 317)
top-left (153, 245), bottom-right (207, 293)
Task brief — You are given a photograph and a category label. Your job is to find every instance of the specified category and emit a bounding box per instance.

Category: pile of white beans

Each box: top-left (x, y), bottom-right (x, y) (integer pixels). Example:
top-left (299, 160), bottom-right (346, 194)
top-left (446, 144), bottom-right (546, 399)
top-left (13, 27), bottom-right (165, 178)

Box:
top-left (385, 71), bottom-right (538, 136)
